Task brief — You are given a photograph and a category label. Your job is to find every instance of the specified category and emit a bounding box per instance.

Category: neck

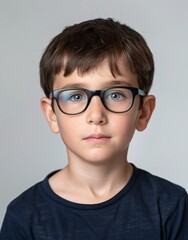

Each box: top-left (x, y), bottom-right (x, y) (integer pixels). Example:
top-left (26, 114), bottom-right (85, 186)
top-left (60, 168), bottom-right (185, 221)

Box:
top-left (65, 155), bottom-right (133, 199)
top-left (49, 151), bottom-right (133, 204)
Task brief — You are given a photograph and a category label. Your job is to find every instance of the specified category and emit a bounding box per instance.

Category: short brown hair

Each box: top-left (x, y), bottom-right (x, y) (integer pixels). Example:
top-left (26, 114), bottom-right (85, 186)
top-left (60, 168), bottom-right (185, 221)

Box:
top-left (40, 18), bottom-right (154, 97)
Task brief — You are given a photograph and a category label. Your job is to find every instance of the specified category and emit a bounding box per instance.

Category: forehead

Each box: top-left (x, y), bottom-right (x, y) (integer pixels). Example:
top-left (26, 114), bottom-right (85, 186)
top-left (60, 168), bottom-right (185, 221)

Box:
top-left (53, 59), bottom-right (138, 90)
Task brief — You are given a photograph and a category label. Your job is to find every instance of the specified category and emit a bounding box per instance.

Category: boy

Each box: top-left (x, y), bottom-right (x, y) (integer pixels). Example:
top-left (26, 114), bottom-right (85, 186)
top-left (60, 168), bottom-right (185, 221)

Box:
top-left (1, 18), bottom-right (188, 239)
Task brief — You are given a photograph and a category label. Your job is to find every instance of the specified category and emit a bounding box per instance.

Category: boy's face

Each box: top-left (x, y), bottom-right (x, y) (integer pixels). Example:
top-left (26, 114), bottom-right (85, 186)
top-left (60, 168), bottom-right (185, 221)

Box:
top-left (41, 60), bottom-right (155, 165)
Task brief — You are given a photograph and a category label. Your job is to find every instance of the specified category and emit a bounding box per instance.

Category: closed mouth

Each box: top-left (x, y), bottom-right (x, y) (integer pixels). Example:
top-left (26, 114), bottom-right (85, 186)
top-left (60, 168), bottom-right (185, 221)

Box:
top-left (84, 134), bottom-right (110, 139)
top-left (83, 134), bottom-right (111, 143)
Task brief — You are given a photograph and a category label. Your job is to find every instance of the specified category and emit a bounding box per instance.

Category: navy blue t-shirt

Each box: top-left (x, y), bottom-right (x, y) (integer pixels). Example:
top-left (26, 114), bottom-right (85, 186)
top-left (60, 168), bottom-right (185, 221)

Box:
top-left (1, 165), bottom-right (188, 239)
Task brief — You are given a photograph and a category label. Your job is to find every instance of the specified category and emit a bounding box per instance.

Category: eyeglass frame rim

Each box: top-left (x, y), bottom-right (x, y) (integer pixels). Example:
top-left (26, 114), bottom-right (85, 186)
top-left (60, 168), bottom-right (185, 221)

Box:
top-left (49, 86), bottom-right (146, 115)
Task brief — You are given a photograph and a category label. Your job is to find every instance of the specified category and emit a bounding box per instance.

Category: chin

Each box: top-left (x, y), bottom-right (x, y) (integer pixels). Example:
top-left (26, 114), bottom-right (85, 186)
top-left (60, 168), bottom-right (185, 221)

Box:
top-left (82, 153), bottom-right (118, 165)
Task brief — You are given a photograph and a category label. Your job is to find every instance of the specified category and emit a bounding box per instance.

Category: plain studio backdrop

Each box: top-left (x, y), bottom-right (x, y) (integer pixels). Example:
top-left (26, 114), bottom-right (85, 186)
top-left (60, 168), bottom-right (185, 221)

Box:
top-left (0, 0), bottom-right (188, 226)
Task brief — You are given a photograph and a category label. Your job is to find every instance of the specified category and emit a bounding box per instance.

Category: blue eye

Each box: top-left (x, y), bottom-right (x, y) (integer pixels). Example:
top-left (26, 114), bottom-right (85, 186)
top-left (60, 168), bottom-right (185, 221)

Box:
top-left (60, 90), bottom-right (87, 103)
top-left (106, 91), bottom-right (126, 101)
top-left (68, 94), bottom-right (83, 102)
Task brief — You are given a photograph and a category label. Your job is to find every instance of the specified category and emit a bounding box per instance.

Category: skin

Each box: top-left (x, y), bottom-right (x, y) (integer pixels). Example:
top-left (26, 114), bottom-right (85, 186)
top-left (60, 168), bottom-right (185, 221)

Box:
top-left (41, 60), bottom-right (155, 204)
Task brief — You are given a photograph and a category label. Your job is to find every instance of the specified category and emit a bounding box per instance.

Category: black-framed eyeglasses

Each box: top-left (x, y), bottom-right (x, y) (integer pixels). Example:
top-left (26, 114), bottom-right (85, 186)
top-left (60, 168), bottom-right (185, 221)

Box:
top-left (49, 86), bottom-right (146, 115)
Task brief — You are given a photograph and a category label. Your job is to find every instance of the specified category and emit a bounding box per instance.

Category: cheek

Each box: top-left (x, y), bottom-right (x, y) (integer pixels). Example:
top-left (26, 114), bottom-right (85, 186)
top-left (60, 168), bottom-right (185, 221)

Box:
top-left (111, 112), bottom-right (139, 140)
top-left (56, 116), bottom-right (81, 143)
top-left (112, 98), bottom-right (140, 132)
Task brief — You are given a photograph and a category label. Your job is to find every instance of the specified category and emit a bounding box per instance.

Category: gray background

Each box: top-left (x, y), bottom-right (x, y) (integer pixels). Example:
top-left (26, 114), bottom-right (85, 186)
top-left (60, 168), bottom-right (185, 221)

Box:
top-left (0, 0), bottom-right (188, 226)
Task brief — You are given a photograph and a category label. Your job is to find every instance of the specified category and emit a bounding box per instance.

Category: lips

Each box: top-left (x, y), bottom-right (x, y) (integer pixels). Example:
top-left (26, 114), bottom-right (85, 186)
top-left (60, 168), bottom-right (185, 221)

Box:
top-left (83, 134), bottom-right (111, 143)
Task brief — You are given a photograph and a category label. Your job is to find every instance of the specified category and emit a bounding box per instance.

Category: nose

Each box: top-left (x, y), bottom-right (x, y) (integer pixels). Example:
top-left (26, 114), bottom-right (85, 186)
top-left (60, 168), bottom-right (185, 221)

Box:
top-left (85, 96), bottom-right (108, 125)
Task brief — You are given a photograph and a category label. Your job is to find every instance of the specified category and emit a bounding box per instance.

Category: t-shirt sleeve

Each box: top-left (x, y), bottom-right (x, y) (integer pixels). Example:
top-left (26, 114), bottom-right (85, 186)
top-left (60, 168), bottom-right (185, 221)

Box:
top-left (0, 209), bottom-right (31, 240)
top-left (165, 191), bottom-right (188, 239)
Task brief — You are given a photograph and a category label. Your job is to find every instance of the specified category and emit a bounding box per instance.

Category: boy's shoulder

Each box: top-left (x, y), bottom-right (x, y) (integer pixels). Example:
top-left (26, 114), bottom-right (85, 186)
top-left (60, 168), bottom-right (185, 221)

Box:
top-left (6, 170), bottom-right (60, 219)
top-left (136, 166), bottom-right (187, 216)
top-left (138, 166), bottom-right (186, 195)
top-left (7, 170), bottom-right (59, 211)
top-left (6, 180), bottom-right (44, 217)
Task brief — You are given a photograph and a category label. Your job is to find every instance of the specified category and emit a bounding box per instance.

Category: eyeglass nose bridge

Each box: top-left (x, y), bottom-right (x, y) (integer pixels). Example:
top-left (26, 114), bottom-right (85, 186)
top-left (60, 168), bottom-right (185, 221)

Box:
top-left (86, 89), bottom-right (106, 109)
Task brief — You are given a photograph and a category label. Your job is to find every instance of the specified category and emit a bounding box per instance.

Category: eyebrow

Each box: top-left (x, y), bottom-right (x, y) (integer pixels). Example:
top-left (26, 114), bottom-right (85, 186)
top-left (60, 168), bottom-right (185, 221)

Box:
top-left (61, 80), bottom-right (132, 89)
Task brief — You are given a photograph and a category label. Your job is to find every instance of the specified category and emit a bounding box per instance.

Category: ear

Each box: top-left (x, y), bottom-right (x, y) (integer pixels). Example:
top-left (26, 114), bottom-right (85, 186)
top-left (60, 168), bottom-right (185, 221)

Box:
top-left (136, 95), bottom-right (156, 131)
top-left (40, 97), bottom-right (59, 133)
